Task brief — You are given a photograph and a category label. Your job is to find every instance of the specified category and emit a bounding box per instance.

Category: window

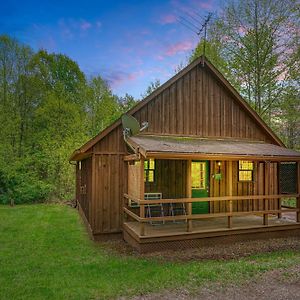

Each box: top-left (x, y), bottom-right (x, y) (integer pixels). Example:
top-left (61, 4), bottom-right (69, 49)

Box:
top-left (238, 160), bottom-right (254, 181)
top-left (144, 159), bottom-right (155, 183)
top-left (279, 162), bottom-right (297, 194)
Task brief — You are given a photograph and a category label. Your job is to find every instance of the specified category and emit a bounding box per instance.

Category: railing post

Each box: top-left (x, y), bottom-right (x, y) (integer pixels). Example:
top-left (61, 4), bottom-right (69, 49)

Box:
top-left (187, 159), bottom-right (193, 232)
top-left (140, 157), bottom-right (145, 236)
top-left (263, 161), bottom-right (270, 225)
top-left (140, 204), bottom-right (145, 236)
top-left (278, 196), bottom-right (282, 219)
top-left (123, 195), bottom-right (128, 222)
top-left (227, 161), bottom-right (233, 228)
top-left (297, 162), bottom-right (300, 223)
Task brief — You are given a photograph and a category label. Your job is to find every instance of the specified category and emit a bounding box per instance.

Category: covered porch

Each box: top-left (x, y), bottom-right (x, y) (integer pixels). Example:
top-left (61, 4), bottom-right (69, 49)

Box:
top-left (123, 135), bottom-right (300, 252)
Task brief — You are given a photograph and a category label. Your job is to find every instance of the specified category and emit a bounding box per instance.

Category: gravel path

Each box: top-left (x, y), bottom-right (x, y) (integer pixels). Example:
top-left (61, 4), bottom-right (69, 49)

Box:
top-left (131, 264), bottom-right (300, 300)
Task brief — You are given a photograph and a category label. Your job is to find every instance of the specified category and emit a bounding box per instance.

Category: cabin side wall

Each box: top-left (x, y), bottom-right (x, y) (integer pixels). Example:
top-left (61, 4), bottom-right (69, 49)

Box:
top-left (87, 127), bottom-right (128, 236)
top-left (77, 157), bottom-right (93, 223)
top-left (91, 153), bottom-right (127, 235)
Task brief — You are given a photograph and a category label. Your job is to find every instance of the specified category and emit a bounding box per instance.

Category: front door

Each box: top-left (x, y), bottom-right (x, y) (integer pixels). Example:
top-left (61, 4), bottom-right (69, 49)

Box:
top-left (191, 161), bottom-right (209, 214)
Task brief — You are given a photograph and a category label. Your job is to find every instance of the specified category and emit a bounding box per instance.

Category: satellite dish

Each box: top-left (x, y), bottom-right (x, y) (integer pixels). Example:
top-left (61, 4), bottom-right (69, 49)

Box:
top-left (121, 114), bottom-right (140, 136)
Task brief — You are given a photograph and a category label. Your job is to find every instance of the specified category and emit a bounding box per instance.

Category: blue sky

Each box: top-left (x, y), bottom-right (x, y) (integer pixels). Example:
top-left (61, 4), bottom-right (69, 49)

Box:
top-left (0, 0), bottom-right (221, 98)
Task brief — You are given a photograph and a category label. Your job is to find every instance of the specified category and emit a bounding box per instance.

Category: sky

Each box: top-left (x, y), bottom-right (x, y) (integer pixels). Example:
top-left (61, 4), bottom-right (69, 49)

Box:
top-left (0, 0), bottom-right (221, 98)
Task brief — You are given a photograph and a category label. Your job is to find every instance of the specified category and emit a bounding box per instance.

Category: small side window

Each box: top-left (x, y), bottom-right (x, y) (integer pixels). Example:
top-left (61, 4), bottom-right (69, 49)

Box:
top-left (144, 159), bottom-right (155, 183)
top-left (238, 160), bottom-right (254, 181)
top-left (279, 162), bottom-right (297, 194)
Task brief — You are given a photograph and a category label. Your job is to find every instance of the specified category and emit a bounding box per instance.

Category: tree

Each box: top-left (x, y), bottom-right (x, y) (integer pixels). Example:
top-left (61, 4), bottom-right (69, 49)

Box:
top-left (211, 0), bottom-right (299, 122)
top-left (141, 79), bottom-right (161, 98)
top-left (118, 93), bottom-right (137, 113)
top-left (85, 76), bottom-right (121, 136)
top-left (189, 39), bottom-right (236, 86)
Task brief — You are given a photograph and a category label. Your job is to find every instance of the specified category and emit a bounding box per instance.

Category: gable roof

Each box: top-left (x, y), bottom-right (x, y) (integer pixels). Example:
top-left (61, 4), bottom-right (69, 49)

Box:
top-left (70, 56), bottom-right (284, 161)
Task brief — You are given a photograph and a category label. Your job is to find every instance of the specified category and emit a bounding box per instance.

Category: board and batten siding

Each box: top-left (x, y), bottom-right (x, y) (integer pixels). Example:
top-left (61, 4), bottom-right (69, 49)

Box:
top-left (91, 154), bottom-right (127, 235)
top-left (77, 157), bottom-right (92, 223)
top-left (209, 161), bottom-right (279, 213)
top-left (85, 63), bottom-right (280, 235)
top-left (145, 159), bottom-right (187, 199)
top-left (144, 160), bottom-right (279, 214)
top-left (132, 65), bottom-right (274, 143)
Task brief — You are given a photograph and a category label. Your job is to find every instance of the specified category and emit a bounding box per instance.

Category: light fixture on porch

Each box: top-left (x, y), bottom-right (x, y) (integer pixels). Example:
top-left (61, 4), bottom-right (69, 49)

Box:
top-left (214, 161), bottom-right (222, 181)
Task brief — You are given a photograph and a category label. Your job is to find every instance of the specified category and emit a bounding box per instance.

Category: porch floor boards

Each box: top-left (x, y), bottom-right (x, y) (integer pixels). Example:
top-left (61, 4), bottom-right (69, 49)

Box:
top-left (124, 214), bottom-right (297, 239)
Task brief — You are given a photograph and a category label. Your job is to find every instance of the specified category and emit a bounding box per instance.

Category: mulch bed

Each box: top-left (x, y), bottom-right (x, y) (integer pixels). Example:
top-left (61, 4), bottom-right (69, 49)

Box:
top-left (97, 236), bottom-right (300, 261)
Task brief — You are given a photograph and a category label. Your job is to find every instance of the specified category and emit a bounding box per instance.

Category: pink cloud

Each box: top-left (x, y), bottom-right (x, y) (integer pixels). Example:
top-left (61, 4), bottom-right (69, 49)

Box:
top-left (80, 20), bottom-right (92, 31)
top-left (159, 14), bottom-right (177, 25)
top-left (105, 70), bottom-right (145, 88)
top-left (155, 55), bottom-right (165, 61)
top-left (58, 18), bottom-right (97, 39)
top-left (165, 40), bottom-right (194, 56)
top-left (199, 1), bottom-right (213, 9)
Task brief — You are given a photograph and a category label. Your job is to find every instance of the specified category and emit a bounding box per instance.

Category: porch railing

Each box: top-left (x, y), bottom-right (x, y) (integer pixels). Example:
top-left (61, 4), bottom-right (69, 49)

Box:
top-left (123, 193), bottom-right (300, 236)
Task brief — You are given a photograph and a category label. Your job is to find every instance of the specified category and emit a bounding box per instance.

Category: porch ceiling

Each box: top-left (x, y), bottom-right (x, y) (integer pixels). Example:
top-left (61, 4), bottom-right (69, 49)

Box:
top-left (127, 135), bottom-right (300, 160)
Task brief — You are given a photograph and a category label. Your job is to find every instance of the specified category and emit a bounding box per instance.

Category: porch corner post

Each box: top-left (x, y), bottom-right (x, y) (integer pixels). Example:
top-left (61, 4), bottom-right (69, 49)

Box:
top-left (263, 161), bottom-right (270, 226)
top-left (140, 157), bottom-right (145, 236)
top-left (187, 159), bottom-right (193, 232)
top-left (227, 161), bottom-right (233, 228)
top-left (297, 161), bottom-right (300, 223)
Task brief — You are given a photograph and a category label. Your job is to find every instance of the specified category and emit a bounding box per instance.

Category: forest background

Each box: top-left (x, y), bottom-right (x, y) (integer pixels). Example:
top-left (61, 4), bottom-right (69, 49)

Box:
top-left (0, 0), bottom-right (299, 204)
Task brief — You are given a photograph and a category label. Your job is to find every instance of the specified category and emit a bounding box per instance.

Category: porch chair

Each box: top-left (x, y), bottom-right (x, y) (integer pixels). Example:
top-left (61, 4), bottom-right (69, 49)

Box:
top-left (169, 202), bottom-right (187, 223)
top-left (145, 192), bottom-right (164, 225)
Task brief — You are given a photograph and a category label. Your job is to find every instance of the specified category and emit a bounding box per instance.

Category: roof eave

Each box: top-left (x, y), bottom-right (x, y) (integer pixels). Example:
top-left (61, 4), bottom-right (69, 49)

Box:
top-left (146, 151), bottom-right (300, 161)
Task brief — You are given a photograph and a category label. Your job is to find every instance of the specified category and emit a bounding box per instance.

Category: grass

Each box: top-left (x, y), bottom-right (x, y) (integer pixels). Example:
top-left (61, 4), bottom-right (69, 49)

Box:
top-left (281, 197), bottom-right (296, 208)
top-left (0, 205), bottom-right (300, 300)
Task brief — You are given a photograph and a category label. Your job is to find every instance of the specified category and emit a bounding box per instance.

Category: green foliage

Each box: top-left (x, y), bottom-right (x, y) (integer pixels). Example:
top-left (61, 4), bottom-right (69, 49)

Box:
top-left (190, 0), bottom-right (299, 148)
top-left (141, 78), bottom-right (161, 98)
top-left (1, 204), bottom-right (300, 299)
top-left (0, 35), bottom-right (137, 203)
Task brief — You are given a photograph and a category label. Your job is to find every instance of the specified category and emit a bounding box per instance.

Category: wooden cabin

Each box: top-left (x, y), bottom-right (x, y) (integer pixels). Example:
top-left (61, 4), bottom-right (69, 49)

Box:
top-left (70, 56), bottom-right (300, 252)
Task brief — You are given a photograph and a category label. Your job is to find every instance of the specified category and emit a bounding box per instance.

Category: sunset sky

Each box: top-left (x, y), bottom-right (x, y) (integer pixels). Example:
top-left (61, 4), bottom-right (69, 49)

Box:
top-left (0, 0), bottom-right (221, 98)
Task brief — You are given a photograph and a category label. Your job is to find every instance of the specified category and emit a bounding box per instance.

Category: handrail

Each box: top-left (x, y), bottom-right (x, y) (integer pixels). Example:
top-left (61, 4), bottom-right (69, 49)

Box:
top-left (123, 193), bottom-right (299, 236)
top-left (124, 193), bottom-right (299, 205)
top-left (133, 208), bottom-right (299, 223)
top-left (123, 207), bottom-right (142, 222)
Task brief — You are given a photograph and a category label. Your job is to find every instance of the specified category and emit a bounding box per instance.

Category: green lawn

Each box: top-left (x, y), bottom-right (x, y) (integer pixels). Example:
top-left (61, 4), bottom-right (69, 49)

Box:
top-left (1, 205), bottom-right (300, 300)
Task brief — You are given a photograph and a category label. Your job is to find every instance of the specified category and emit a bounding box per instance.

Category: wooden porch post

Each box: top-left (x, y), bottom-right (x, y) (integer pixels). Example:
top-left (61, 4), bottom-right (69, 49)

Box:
top-left (227, 161), bottom-right (233, 228)
top-left (140, 158), bottom-right (145, 236)
top-left (187, 159), bottom-right (192, 232)
top-left (263, 161), bottom-right (270, 226)
top-left (297, 161), bottom-right (300, 223)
